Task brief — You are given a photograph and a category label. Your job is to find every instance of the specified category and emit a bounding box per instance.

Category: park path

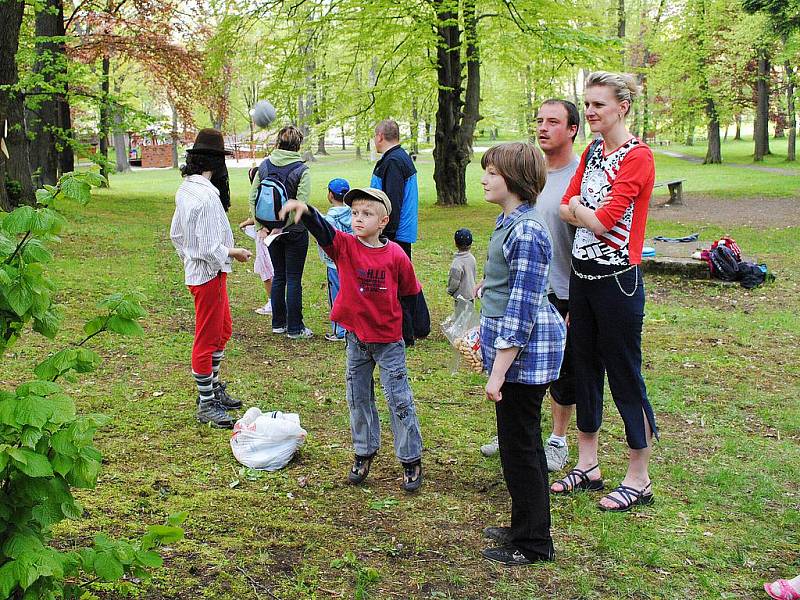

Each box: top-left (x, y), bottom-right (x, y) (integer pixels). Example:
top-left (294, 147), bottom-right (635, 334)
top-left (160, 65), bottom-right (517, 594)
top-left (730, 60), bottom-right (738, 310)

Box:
top-left (657, 149), bottom-right (799, 176)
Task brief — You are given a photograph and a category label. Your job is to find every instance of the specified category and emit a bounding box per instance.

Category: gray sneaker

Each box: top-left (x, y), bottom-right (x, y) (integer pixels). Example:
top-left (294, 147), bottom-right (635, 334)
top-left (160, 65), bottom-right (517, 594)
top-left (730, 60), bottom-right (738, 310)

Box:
top-left (196, 399), bottom-right (235, 429)
top-left (287, 327), bottom-right (314, 340)
top-left (545, 441), bottom-right (569, 472)
top-left (480, 436), bottom-right (499, 457)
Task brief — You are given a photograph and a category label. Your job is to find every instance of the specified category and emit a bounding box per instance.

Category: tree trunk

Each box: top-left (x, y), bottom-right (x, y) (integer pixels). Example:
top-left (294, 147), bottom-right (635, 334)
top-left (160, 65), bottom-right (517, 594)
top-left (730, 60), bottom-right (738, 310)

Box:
top-left (703, 97), bottom-right (722, 164)
top-left (28, 0), bottom-right (65, 187)
top-left (98, 55), bottom-right (111, 185)
top-left (734, 113), bottom-right (742, 140)
top-left (524, 66), bottom-right (535, 143)
top-left (0, 0), bottom-right (35, 210)
top-left (786, 59), bottom-right (796, 162)
top-left (317, 135), bottom-right (327, 155)
top-left (573, 70), bottom-right (586, 141)
top-left (170, 99), bottom-right (179, 168)
top-left (341, 124), bottom-right (346, 150)
top-left (432, 0), bottom-right (480, 206)
top-left (617, 0), bottom-right (626, 66)
top-left (112, 82), bottom-right (130, 173)
top-left (754, 48), bottom-right (771, 161)
top-left (410, 99), bottom-right (419, 154)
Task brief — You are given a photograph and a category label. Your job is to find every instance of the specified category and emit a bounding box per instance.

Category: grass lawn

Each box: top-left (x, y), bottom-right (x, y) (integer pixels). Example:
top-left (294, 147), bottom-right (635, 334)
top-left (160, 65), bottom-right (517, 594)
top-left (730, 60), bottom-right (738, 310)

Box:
top-left (6, 152), bottom-right (800, 599)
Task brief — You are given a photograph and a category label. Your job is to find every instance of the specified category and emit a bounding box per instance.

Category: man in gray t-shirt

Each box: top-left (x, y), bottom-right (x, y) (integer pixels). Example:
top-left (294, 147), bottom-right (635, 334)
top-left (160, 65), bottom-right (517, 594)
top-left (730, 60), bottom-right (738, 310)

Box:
top-left (480, 100), bottom-right (580, 474)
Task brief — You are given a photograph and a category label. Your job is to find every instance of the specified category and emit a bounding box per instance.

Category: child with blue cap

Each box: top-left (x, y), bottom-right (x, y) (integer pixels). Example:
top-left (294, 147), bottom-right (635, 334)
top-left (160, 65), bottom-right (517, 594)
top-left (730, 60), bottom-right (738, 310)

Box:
top-left (319, 178), bottom-right (353, 341)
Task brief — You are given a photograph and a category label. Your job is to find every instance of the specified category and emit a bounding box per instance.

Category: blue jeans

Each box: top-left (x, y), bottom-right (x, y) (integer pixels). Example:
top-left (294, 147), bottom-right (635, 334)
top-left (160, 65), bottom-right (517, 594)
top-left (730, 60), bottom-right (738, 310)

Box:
top-left (326, 267), bottom-right (345, 338)
top-left (345, 332), bottom-right (423, 463)
top-left (268, 229), bottom-right (309, 335)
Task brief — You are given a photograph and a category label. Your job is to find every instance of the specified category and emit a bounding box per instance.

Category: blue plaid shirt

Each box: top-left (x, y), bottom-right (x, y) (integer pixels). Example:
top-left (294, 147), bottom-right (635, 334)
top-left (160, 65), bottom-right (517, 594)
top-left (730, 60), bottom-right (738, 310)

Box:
top-left (480, 206), bottom-right (566, 384)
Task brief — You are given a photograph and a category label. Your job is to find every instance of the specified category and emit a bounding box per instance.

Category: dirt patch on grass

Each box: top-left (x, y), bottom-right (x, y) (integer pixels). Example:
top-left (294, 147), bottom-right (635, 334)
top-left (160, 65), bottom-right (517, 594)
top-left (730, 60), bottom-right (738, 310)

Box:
top-left (650, 195), bottom-right (800, 228)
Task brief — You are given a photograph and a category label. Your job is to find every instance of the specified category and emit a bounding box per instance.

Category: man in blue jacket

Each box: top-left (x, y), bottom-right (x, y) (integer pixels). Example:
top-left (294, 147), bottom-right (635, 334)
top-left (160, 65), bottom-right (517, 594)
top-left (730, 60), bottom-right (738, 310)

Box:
top-left (371, 119), bottom-right (423, 346)
top-left (371, 119), bottom-right (418, 257)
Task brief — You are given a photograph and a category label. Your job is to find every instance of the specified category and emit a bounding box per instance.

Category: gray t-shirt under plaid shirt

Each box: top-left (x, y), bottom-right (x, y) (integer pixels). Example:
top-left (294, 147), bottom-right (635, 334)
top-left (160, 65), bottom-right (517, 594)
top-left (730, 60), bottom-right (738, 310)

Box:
top-left (534, 156), bottom-right (579, 300)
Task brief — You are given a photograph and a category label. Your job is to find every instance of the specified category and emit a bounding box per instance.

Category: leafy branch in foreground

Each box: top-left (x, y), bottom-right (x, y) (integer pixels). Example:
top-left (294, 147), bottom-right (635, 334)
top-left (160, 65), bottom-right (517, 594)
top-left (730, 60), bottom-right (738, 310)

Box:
top-left (0, 171), bottom-right (183, 599)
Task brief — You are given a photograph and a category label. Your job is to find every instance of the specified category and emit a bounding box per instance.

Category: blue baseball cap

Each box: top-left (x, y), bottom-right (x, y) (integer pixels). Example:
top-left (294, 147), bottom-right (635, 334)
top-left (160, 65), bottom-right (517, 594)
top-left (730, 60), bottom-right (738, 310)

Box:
top-left (328, 178), bottom-right (350, 198)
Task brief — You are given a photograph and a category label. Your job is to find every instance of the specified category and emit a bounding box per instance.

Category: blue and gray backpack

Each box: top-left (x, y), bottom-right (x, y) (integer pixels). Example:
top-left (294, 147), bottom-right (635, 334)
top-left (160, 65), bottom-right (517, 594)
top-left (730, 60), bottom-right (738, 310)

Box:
top-left (254, 161), bottom-right (307, 229)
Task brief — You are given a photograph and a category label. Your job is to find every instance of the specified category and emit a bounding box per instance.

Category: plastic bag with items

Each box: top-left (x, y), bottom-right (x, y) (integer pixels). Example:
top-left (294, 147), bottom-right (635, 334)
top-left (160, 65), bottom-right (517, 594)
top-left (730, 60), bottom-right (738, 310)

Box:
top-left (230, 407), bottom-right (307, 471)
top-left (441, 298), bottom-right (483, 374)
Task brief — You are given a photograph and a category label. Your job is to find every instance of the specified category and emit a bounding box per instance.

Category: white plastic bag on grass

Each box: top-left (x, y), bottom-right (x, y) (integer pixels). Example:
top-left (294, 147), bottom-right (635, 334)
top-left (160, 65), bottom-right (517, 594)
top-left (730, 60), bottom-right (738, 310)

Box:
top-left (230, 407), bottom-right (307, 471)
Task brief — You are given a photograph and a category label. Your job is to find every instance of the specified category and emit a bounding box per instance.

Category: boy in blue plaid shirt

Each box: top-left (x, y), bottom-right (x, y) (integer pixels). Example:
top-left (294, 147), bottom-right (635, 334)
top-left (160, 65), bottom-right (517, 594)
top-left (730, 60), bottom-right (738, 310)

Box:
top-left (476, 143), bottom-right (566, 567)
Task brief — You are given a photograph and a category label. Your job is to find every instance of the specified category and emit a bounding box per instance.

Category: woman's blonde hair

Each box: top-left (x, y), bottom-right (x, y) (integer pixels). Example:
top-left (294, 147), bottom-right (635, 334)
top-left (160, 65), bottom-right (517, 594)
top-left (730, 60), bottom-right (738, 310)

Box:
top-left (586, 71), bottom-right (639, 116)
top-left (481, 142), bottom-right (547, 205)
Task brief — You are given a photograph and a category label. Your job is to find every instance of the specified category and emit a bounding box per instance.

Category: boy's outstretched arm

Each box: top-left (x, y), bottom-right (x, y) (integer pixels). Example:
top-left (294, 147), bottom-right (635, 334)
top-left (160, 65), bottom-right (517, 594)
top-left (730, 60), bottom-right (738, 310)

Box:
top-left (280, 200), bottom-right (336, 247)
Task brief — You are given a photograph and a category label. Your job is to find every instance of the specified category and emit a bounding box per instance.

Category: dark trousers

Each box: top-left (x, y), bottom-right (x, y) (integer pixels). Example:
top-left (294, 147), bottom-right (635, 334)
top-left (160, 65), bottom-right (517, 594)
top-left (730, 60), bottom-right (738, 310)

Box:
top-left (396, 241), bottom-right (415, 346)
top-left (268, 230), bottom-right (309, 335)
top-left (496, 382), bottom-right (555, 561)
top-left (547, 294), bottom-right (575, 406)
top-left (568, 265), bottom-right (658, 449)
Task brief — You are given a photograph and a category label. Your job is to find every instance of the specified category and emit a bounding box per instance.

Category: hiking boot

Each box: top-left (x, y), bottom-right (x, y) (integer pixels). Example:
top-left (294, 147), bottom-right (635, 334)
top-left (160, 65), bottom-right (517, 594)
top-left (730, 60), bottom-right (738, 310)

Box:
top-left (348, 453), bottom-right (376, 485)
top-left (483, 526), bottom-right (511, 545)
top-left (482, 546), bottom-right (543, 567)
top-left (545, 440), bottom-right (569, 472)
top-left (401, 460), bottom-right (423, 493)
top-left (214, 382), bottom-right (242, 410)
top-left (196, 400), bottom-right (235, 429)
top-left (480, 436), bottom-right (499, 457)
top-left (287, 327), bottom-right (314, 340)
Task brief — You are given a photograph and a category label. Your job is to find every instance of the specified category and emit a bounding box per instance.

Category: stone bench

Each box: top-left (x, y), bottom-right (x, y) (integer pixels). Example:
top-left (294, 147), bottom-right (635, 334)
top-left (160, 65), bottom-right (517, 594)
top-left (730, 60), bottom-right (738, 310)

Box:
top-left (653, 179), bottom-right (685, 205)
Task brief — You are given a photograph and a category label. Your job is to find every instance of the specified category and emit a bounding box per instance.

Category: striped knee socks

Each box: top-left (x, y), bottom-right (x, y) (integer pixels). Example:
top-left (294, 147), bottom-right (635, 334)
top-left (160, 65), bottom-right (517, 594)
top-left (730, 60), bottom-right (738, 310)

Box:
top-left (211, 351), bottom-right (224, 387)
top-left (193, 371), bottom-right (215, 405)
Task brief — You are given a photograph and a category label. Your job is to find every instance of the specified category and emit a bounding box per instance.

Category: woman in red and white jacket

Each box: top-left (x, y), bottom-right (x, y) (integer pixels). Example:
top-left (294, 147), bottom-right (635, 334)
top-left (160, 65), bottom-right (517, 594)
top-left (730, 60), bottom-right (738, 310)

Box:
top-left (553, 71), bottom-right (658, 512)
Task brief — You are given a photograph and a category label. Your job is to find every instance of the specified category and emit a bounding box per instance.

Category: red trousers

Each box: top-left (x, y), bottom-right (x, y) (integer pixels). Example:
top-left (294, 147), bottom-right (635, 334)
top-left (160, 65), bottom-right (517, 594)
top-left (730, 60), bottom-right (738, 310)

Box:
top-left (188, 272), bottom-right (232, 374)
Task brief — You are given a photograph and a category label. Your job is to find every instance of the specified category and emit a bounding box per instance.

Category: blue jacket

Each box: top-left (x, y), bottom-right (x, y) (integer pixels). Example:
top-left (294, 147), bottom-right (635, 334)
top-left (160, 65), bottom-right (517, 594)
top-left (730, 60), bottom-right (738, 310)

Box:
top-left (371, 144), bottom-right (418, 244)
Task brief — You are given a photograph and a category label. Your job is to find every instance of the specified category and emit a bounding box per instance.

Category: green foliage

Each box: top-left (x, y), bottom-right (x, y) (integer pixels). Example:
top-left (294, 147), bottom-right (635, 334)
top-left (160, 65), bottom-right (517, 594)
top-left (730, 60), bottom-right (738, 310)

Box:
top-left (0, 171), bottom-right (181, 600)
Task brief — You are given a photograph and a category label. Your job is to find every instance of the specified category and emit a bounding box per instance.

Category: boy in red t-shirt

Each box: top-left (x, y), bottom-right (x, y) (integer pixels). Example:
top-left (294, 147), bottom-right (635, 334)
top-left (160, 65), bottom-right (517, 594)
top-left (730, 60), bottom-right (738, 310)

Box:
top-left (280, 188), bottom-right (424, 492)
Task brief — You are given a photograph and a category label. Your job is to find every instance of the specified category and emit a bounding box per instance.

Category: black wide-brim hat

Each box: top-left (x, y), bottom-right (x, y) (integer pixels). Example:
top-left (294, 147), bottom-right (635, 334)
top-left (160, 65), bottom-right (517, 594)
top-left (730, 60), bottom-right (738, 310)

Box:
top-left (187, 128), bottom-right (233, 156)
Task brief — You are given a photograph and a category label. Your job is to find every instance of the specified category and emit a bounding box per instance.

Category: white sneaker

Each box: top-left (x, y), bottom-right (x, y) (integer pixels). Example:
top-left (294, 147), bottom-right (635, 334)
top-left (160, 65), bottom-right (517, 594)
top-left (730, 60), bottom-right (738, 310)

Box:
top-left (287, 327), bottom-right (314, 340)
top-left (272, 326), bottom-right (287, 334)
top-left (254, 301), bottom-right (272, 315)
top-left (480, 436), bottom-right (499, 457)
top-left (545, 441), bottom-right (569, 472)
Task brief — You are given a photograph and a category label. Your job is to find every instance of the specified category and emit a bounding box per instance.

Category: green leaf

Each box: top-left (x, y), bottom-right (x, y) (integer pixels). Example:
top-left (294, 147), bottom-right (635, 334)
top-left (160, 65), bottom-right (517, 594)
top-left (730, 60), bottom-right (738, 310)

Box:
top-left (32, 500), bottom-right (64, 528)
top-left (3, 205), bottom-right (36, 234)
top-left (79, 446), bottom-right (102, 462)
top-left (50, 453), bottom-right (74, 476)
top-left (32, 309), bottom-right (60, 339)
top-left (146, 524), bottom-right (184, 544)
top-left (83, 316), bottom-right (106, 336)
top-left (80, 171), bottom-right (106, 187)
top-left (14, 396), bottom-right (51, 429)
top-left (59, 176), bottom-right (92, 205)
top-left (17, 380), bottom-right (61, 397)
top-left (12, 448), bottom-right (54, 477)
top-left (0, 398), bottom-right (17, 427)
top-left (5, 277), bottom-right (34, 316)
top-left (135, 550), bottom-right (163, 568)
top-left (29, 210), bottom-right (56, 235)
top-left (60, 499), bottom-right (83, 520)
top-left (48, 394), bottom-right (76, 424)
top-left (167, 511), bottom-right (189, 526)
top-left (93, 551), bottom-right (124, 581)
top-left (105, 315), bottom-right (144, 336)
top-left (115, 300), bottom-right (147, 320)
top-left (68, 456), bottom-right (101, 488)
top-left (2, 529), bottom-right (45, 558)
top-left (0, 561), bottom-right (18, 598)
top-left (35, 188), bottom-right (55, 205)
top-left (0, 231), bottom-right (16, 255)
top-left (21, 239), bottom-right (53, 264)
top-left (20, 426), bottom-right (43, 448)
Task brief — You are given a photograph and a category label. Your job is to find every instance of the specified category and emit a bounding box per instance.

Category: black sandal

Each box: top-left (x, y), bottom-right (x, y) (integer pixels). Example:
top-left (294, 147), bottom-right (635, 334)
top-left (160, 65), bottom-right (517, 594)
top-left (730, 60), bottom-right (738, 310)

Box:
top-left (551, 464), bottom-right (604, 494)
top-left (348, 452), bottom-right (376, 485)
top-left (598, 482), bottom-right (654, 512)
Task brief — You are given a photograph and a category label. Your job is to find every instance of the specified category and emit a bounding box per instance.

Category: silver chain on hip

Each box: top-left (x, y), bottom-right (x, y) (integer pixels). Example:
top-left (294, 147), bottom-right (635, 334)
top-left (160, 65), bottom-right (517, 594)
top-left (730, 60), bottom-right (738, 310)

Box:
top-left (571, 262), bottom-right (639, 297)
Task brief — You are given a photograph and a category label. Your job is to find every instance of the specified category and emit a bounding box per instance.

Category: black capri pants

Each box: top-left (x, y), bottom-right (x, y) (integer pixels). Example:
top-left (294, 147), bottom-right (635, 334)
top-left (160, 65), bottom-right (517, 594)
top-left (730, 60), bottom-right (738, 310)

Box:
top-left (547, 294), bottom-right (575, 407)
top-left (568, 263), bottom-right (658, 450)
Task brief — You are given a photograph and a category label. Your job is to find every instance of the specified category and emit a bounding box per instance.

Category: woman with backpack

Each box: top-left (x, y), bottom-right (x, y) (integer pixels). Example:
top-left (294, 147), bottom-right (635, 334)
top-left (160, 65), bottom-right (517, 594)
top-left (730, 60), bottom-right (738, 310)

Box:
top-left (554, 71), bottom-right (658, 512)
top-left (249, 126), bottom-right (313, 339)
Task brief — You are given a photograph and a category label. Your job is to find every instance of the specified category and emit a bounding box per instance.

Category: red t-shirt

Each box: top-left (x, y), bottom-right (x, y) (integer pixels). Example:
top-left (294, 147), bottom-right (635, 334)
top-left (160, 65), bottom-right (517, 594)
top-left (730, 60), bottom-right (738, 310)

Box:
top-left (323, 232), bottom-right (421, 343)
top-left (561, 137), bottom-right (654, 265)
